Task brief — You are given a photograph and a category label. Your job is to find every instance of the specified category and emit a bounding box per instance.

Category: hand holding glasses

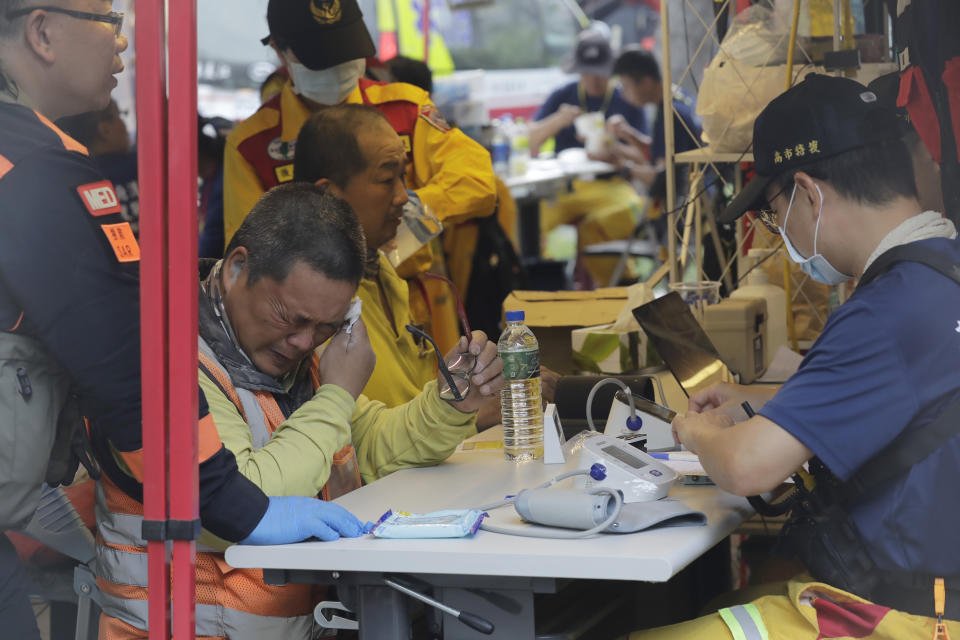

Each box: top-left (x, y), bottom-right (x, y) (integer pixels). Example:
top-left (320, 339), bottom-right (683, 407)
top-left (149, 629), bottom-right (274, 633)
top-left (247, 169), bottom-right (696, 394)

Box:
top-left (405, 325), bottom-right (476, 402)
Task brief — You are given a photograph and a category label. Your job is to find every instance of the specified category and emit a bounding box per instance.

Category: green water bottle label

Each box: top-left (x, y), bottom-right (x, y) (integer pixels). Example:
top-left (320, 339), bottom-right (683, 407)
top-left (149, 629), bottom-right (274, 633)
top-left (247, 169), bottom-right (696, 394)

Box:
top-left (501, 348), bottom-right (540, 380)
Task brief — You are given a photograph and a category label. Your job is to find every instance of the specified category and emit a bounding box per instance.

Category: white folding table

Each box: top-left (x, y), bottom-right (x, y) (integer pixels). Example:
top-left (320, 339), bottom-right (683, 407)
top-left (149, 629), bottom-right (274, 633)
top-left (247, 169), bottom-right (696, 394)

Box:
top-left (226, 428), bottom-right (755, 639)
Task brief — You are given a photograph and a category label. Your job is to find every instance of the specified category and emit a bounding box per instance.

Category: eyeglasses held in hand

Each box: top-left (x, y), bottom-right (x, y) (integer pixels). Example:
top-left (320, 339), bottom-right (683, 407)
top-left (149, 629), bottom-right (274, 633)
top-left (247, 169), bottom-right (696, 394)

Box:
top-left (405, 325), bottom-right (477, 403)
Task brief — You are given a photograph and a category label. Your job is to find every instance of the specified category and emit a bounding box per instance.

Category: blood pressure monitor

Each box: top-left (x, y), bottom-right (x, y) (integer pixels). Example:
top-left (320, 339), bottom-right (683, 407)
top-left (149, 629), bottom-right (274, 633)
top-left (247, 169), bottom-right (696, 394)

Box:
top-left (575, 434), bottom-right (679, 503)
top-left (605, 391), bottom-right (678, 451)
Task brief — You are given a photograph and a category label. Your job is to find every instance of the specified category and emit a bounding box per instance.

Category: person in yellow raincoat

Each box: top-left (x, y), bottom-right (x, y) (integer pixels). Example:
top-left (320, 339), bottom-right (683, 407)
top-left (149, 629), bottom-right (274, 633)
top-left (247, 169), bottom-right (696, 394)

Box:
top-left (223, 0), bottom-right (496, 352)
top-left (627, 75), bottom-right (960, 639)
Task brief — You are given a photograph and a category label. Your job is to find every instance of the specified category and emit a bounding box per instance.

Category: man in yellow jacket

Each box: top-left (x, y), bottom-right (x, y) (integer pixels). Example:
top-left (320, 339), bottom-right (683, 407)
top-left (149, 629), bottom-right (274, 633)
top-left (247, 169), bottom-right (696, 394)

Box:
top-left (224, 0), bottom-right (497, 351)
top-left (94, 183), bottom-right (505, 639)
top-left (294, 104), bottom-right (509, 428)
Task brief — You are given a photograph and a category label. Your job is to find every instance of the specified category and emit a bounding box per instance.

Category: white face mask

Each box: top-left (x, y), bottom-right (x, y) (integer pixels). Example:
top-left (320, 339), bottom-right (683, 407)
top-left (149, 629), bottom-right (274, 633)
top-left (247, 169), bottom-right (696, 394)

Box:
top-left (286, 58), bottom-right (365, 105)
top-left (779, 183), bottom-right (851, 286)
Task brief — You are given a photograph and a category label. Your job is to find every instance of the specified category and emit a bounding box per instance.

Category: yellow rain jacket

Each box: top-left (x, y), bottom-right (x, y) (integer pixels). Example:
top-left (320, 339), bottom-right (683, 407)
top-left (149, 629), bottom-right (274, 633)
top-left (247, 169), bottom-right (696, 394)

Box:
top-left (223, 78), bottom-right (496, 351)
top-left (358, 253), bottom-right (437, 408)
top-left (629, 577), bottom-right (960, 640)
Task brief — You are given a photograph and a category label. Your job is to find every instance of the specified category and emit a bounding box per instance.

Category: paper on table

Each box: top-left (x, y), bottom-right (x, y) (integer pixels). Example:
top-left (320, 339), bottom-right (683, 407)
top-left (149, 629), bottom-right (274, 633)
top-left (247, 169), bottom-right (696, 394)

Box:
top-left (756, 345), bottom-right (803, 383)
top-left (456, 427), bottom-right (504, 452)
top-left (665, 460), bottom-right (707, 476)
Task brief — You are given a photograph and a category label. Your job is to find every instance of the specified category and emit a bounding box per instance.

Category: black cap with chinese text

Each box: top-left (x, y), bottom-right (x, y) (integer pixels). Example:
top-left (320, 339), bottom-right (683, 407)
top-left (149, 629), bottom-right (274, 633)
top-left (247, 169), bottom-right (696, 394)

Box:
top-left (720, 74), bottom-right (902, 223)
top-left (262, 0), bottom-right (376, 71)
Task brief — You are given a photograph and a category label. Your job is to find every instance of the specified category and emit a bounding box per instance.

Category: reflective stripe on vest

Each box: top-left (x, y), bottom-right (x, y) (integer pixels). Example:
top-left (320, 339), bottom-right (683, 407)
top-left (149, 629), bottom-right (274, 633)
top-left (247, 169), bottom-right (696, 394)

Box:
top-left (198, 337), bottom-right (271, 448)
top-left (93, 337), bottom-right (354, 637)
top-left (719, 604), bottom-right (769, 640)
top-left (96, 591), bottom-right (312, 640)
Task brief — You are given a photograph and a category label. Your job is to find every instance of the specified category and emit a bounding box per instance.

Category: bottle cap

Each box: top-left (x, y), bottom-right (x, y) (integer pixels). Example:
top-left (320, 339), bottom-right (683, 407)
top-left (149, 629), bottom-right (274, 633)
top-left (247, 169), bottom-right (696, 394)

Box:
top-left (505, 310), bottom-right (525, 322)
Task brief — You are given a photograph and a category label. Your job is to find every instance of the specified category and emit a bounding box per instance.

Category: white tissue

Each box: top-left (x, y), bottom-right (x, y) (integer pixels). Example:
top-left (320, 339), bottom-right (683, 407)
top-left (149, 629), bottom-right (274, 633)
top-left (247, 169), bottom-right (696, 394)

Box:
top-left (344, 298), bottom-right (362, 334)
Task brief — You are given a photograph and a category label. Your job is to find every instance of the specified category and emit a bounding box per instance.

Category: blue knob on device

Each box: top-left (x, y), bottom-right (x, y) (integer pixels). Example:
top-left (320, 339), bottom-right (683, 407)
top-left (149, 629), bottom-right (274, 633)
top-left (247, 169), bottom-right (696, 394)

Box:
top-left (626, 415), bottom-right (643, 431)
top-left (589, 463), bottom-right (607, 481)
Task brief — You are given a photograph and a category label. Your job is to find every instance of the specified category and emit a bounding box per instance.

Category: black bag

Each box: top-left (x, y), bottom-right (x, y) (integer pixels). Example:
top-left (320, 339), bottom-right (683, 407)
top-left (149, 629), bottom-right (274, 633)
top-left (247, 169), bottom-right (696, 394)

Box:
top-left (463, 211), bottom-right (527, 341)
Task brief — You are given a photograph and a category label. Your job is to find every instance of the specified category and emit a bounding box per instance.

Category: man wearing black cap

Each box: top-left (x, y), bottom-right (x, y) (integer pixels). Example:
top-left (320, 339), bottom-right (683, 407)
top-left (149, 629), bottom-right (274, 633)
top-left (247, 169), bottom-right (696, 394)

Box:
top-left (627, 75), bottom-right (960, 638)
top-left (531, 27), bottom-right (648, 286)
top-left (529, 28), bottom-right (646, 155)
top-left (224, 0), bottom-right (497, 352)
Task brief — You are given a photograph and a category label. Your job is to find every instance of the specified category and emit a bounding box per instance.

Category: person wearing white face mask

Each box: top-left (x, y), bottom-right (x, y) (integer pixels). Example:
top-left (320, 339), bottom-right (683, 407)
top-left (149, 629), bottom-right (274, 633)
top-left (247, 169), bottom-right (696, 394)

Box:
top-left (223, 0), bottom-right (497, 355)
top-left (622, 74), bottom-right (960, 640)
top-left (774, 181), bottom-right (852, 285)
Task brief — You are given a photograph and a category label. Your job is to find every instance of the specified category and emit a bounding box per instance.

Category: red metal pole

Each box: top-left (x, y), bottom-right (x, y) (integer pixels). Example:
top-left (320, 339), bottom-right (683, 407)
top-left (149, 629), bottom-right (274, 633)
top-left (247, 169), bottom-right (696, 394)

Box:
top-left (167, 0), bottom-right (200, 638)
top-left (136, 0), bottom-right (171, 638)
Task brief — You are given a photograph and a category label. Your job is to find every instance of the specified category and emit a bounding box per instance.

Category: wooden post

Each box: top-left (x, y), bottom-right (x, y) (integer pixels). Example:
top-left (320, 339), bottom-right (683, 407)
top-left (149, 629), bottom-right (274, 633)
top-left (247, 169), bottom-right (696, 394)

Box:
top-left (783, 0), bottom-right (802, 350)
top-left (660, 0), bottom-right (678, 283)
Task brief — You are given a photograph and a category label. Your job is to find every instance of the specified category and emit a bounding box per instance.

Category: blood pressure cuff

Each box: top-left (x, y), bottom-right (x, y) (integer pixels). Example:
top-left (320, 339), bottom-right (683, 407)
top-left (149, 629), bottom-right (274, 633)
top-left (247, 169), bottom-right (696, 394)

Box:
top-left (604, 498), bottom-right (706, 534)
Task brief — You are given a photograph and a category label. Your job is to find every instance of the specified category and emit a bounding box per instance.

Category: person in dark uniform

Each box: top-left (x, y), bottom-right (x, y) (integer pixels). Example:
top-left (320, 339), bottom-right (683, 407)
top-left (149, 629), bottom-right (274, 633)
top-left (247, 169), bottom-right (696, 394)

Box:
top-left (0, 3), bottom-right (365, 636)
top-left (607, 46), bottom-right (702, 188)
top-left (529, 28), bottom-right (647, 155)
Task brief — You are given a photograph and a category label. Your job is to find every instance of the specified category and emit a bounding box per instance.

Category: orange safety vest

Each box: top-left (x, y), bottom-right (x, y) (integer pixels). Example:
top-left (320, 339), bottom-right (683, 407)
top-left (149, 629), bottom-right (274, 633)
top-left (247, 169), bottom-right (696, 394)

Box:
top-left (94, 340), bottom-right (361, 640)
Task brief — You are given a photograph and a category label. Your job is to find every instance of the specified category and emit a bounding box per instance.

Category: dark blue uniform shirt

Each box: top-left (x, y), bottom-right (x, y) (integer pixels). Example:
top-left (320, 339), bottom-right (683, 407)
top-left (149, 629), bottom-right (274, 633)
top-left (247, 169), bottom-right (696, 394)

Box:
top-left (534, 81), bottom-right (647, 153)
top-left (761, 236), bottom-right (960, 575)
top-left (0, 102), bottom-right (266, 542)
top-left (650, 90), bottom-right (702, 163)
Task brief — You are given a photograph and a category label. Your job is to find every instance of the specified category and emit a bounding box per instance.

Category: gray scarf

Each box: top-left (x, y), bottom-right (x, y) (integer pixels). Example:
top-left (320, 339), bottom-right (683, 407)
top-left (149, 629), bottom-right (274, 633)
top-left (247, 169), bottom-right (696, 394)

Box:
top-left (864, 211), bottom-right (957, 273)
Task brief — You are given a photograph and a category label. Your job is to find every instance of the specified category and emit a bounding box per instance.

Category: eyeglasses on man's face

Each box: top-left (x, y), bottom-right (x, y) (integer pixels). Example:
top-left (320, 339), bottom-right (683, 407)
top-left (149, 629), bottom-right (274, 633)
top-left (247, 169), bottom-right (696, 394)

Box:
top-left (754, 183), bottom-right (793, 235)
top-left (5, 6), bottom-right (124, 38)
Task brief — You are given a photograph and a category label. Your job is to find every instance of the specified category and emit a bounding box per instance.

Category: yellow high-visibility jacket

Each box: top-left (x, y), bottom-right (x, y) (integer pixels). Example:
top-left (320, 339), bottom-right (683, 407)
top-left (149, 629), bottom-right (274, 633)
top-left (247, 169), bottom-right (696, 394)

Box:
top-left (359, 253), bottom-right (437, 408)
top-left (223, 78), bottom-right (496, 245)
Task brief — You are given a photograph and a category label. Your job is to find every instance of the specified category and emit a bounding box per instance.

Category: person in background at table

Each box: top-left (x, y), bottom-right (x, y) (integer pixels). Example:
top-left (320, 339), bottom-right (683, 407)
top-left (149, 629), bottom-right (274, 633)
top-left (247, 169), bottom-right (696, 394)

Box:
top-left (625, 74), bottom-right (960, 640)
top-left (93, 182), bottom-right (504, 639)
top-left (605, 46), bottom-right (702, 189)
top-left (529, 27), bottom-right (646, 156)
top-left (531, 27), bottom-right (648, 287)
top-left (294, 104), bottom-right (549, 428)
top-left (224, 0), bottom-right (496, 353)
top-left (58, 98), bottom-right (140, 235)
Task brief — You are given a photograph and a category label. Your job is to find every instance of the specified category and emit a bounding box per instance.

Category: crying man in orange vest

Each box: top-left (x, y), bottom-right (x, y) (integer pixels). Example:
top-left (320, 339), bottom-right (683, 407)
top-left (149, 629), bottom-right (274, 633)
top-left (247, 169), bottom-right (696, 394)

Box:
top-left (94, 183), bottom-right (504, 640)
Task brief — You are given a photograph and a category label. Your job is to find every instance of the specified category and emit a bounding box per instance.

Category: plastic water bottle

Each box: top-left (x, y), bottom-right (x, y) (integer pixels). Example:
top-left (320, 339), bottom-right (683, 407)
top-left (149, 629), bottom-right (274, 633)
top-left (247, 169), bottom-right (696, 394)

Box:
top-left (491, 118), bottom-right (510, 178)
top-left (509, 117), bottom-right (530, 177)
top-left (498, 310), bottom-right (543, 461)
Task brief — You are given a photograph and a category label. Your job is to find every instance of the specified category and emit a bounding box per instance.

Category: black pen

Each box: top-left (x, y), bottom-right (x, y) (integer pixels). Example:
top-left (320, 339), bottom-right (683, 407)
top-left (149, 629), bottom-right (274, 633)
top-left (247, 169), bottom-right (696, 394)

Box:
top-left (741, 402), bottom-right (756, 418)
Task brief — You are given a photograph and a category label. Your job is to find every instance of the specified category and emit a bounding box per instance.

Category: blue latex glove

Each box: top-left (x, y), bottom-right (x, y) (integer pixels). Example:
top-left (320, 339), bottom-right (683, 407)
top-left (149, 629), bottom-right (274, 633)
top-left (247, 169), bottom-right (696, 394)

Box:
top-left (241, 496), bottom-right (372, 545)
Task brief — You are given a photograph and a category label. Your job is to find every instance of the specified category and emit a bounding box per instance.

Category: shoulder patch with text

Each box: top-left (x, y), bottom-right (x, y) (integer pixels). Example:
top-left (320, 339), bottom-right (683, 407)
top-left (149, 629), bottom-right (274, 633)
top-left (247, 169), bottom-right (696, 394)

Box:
top-left (77, 180), bottom-right (122, 216)
top-left (100, 222), bottom-right (141, 263)
top-left (418, 105), bottom-right (451, 132)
